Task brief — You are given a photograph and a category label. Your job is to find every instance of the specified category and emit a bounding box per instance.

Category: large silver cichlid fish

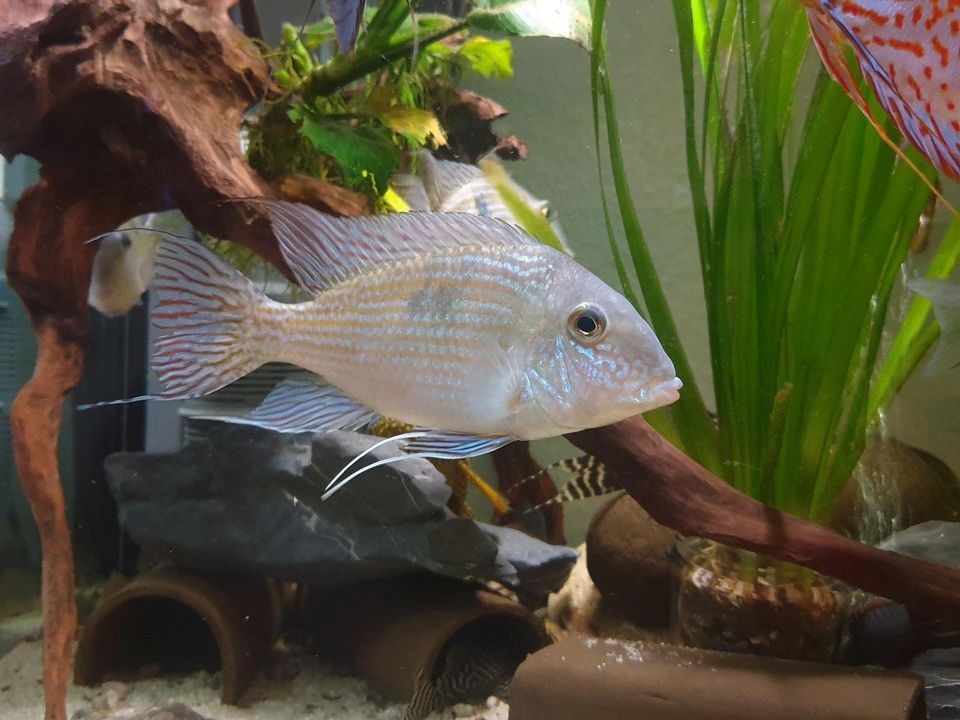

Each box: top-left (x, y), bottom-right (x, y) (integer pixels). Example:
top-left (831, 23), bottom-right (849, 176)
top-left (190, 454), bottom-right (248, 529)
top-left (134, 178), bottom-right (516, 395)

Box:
top-left (147, 201), bottom-right (681, 494)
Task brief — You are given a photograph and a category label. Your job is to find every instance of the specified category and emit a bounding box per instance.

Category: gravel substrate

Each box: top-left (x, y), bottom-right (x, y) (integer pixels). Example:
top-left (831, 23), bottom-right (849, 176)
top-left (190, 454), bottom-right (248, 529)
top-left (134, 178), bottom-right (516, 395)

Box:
top-left (0, 639), bottom-right (509, 720)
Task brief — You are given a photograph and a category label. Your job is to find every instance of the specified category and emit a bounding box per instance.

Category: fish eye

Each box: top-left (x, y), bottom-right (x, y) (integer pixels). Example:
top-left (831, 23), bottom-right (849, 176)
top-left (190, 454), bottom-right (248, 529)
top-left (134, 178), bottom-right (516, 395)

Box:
top-left (120, 235), bottom-right (132, 249)
top-left (568, 303), bottom-right (606, 342)
top-left (541, 203), bottom-right (557, 221)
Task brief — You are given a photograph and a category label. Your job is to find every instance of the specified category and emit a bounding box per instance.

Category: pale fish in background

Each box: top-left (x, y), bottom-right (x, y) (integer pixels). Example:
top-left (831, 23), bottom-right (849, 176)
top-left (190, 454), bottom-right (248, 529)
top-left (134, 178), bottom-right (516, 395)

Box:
top-left (134, 201), bottom-right (680, 495)
top-left (909, 278), bottom-right (960, 374)
top-left (391, 150), bottom-right (575, 256)
top-left (88, 212), bottom-right (189, 317)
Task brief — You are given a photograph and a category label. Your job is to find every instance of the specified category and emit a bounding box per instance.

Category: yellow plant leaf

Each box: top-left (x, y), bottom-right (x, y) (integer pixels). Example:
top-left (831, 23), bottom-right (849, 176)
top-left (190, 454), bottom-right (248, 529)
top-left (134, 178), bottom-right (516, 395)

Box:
top-left (381, 108), bottom-right (447, 147)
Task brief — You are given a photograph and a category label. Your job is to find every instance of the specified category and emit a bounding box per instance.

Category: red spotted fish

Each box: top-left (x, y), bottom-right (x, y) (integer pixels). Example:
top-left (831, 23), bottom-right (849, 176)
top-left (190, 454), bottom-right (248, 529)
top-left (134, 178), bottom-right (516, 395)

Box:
top-left (805, 0), bottom-right (960, 180)
top-left (141, 202), bottom-right (681, 495)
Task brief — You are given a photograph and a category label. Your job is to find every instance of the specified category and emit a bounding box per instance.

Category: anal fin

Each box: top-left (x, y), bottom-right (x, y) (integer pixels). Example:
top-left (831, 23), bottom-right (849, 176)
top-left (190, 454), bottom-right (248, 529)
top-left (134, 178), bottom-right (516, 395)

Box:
top-left (213, 378), bottom-right (380, 434)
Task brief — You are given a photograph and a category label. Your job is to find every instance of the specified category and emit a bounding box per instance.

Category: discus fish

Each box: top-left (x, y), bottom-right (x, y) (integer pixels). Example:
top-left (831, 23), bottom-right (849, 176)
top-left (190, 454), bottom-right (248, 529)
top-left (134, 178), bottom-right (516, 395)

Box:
top-left (805, 0), bottom-right (960, 181)
top-left (127, 201), bottom-right (680, 495)
top-left (88, 228), bottom-right (162, 317)
top-left (908, 278), bottom-right (960, 373)
top-left (391, 150), bottom-right (574, 255)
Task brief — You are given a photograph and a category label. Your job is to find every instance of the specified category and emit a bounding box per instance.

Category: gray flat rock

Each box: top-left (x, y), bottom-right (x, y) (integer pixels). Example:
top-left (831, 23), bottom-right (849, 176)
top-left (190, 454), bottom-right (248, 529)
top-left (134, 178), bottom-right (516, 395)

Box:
top-left (105, 424), bottom-right (576, 594)
top-left (877, 521), bottom-right (960, 569)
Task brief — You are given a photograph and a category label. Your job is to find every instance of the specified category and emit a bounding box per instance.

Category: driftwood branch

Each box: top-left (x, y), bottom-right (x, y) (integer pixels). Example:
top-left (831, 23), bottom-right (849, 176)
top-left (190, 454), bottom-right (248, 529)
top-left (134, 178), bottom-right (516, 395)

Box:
top-left (568, 417), bottom-right (960, 625)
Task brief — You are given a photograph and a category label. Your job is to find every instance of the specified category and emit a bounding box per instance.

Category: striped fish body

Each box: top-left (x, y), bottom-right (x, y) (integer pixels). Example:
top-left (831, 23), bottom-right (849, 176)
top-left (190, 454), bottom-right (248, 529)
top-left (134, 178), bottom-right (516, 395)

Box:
top-left (806, 0), bottom-right (960, 179)
top-left (259, 244), bottom-right (563, 439)
top-left (150, 202), bottom-right (681, 460)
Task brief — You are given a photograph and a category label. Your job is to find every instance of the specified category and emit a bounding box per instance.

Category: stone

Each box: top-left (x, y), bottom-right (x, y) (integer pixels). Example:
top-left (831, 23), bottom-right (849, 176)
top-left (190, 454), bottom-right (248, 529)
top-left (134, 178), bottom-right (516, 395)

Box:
top-left (911, 648), bottom-right (960, 720)
top-left (831, 437), bottom-right (960, 541)
top-left (878, 521), bottom-right (960, 569)
top-left (585, 494), bottom-right (678, 628)
top-left (104, 425), bottom-right (576, 594)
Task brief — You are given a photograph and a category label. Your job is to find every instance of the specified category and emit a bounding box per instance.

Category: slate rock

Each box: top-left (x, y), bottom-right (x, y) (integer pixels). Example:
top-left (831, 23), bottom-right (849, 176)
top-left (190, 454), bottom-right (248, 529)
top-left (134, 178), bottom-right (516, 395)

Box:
top-left (878, 521), bottom-right (960, 569)
top-left (911, 648), bottom-right (960, 720)
top-left (104, 425), bottom-right (576, 593)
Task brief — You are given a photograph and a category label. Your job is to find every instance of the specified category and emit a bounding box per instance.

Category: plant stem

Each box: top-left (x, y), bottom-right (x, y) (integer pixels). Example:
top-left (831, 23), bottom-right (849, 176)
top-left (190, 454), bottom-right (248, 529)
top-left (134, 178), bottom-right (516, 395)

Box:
top-left (304, 2), bottom-right (465, 99)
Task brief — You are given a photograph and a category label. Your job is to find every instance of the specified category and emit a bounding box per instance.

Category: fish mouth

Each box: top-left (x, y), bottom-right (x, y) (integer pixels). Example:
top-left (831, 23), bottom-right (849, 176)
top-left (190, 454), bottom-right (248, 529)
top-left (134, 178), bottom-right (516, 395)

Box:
top-left (638, 376), bottom-right (683, 408)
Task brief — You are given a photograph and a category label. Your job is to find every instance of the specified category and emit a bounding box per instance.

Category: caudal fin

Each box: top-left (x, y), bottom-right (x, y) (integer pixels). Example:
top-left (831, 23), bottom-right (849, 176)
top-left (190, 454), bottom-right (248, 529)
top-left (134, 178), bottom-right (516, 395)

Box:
top-left (151, 235), bottom-right (266, 399)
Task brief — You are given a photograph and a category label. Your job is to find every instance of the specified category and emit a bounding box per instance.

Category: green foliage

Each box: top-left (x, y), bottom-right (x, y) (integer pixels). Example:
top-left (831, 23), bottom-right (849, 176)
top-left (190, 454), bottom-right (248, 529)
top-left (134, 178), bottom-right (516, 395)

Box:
top-left (294, 111), bottom-right (401, 193)
top-left (469, 0), bottom-right (593, 50)
top-left (246, 1), bottom-right (519, 202)
top-left (591, 0), bottom-right (955, 525)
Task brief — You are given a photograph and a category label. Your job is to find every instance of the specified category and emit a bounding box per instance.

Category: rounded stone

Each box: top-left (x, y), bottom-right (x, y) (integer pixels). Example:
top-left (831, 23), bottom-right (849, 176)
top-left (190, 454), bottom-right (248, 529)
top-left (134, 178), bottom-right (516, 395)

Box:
top-left (585, 494), bottom-right (678, 628)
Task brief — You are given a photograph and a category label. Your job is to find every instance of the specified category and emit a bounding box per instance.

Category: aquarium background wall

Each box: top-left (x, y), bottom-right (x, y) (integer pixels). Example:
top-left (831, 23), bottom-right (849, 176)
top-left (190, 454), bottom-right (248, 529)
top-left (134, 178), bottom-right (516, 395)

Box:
top-left (1, 0), bottom-right (958, 584)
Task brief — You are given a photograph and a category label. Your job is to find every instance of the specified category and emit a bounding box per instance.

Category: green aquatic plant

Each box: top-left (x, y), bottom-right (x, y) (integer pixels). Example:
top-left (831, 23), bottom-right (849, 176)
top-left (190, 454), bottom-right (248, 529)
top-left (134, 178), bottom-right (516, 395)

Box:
top-left (245, 0), bottom-right (572, 201)
top-left (590, 0), bottom-right (960, 525)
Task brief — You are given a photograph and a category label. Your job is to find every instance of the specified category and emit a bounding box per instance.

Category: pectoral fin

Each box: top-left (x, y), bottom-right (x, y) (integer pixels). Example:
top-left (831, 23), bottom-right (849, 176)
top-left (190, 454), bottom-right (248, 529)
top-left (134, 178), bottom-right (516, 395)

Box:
top-left (321, 430), bottom-right (515, 500)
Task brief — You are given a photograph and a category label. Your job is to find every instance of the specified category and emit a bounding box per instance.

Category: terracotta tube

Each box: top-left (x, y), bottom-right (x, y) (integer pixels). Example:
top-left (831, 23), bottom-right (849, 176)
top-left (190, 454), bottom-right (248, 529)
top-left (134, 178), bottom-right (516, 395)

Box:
top-left (74, 567), bottom-right (279, 704)
top-left (510, 634), bottom-right (926, 720)
top-left (301, 575), bottom-right (548, 701)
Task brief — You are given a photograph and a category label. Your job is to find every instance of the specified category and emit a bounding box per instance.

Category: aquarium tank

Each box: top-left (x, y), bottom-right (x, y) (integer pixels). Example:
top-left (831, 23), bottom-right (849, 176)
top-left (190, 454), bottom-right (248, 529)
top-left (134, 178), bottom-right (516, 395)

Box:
top-left (0, 1), bottom-right (958, 719)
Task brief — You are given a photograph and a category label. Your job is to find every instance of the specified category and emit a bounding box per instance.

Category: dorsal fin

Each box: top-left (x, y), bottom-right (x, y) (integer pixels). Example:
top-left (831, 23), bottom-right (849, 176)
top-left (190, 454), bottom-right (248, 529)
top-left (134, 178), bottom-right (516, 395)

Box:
top-left (264, 201), bottom-right (537, 295)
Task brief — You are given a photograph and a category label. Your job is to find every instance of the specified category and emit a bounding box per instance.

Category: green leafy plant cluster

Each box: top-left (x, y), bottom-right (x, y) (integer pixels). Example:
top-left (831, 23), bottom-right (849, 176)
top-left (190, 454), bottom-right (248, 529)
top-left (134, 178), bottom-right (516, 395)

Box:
top-left (245, 2), bottom-right (518, 199)
top-left (590, 0), bottom-right (960, 526)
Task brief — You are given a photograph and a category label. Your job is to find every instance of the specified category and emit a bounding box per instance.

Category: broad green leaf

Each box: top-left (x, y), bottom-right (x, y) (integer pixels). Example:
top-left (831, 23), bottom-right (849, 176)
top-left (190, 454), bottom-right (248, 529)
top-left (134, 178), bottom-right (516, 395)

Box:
top-left (468, 0), bottom-right (592, 50)
top-left (459, 36), bottom-right (514, 79)
top-left (296, 114), bottom-right (400, 193)
top-left (380, 107), bottom-right (448, 146)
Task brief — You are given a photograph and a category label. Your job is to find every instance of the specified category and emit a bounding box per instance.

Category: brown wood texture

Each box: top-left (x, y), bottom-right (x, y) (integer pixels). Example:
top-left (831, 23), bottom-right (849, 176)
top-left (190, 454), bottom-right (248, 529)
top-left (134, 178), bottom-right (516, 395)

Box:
top-left (568, 416), bottom-right (960, 625)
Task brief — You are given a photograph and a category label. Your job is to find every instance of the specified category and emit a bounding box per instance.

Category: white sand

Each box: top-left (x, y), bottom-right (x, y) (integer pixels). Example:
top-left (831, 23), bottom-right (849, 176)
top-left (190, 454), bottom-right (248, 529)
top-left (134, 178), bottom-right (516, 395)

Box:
top-left (0, 639), bottom-right (509, 720)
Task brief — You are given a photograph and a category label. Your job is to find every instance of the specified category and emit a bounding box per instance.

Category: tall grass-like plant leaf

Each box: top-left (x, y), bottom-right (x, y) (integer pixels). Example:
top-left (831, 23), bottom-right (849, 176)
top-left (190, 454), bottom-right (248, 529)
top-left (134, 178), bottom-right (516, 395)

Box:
top-left (614, 0), bottom-right (936, 521)
top-left (591, 0), bottom-right (720, 469)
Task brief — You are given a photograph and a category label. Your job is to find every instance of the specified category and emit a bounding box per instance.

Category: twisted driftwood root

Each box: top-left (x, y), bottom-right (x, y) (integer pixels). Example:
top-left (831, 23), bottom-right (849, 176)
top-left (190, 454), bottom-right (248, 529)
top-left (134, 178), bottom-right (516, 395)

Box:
top-left (568, 417), bottom-right (960, 626)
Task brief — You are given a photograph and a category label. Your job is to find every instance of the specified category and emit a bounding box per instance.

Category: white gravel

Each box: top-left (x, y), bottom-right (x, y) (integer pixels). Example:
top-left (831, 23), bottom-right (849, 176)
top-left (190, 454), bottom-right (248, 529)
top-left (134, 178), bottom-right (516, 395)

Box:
top-left (0, 639), bottom-right (509, 720)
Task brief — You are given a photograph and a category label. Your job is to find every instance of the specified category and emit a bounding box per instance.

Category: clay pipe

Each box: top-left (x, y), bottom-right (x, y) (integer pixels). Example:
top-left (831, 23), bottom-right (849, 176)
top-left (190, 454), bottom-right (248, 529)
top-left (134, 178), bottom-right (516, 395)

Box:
top-left (74, 566), bottom-right (280, 705)
top-left (300, 574), bottom-right (548, 702)
top-left (510, 634), bottom-right (927, 720)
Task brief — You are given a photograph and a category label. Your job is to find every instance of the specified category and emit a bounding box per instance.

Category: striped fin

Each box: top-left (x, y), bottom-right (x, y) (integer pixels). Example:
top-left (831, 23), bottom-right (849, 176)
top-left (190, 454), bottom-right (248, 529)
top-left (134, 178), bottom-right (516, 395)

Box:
top-left (908, 278), bottom-right (960, 374)
top-left (389, 173), bottom-right (432, 211)
top-left (806, 1), bottom-right (960, 185)
top-left (150, 235), bottom-right (265, 399)
top-left (210, 378), bottom-right (380, 433)
top-left (263, 200), bottom-right (537, 295)
top-left (320, 431), bottom-right (514, 500)
top-left (418, 151), bottom-right (484, 207)
top-left (403, 432), bottom-right (514, 459)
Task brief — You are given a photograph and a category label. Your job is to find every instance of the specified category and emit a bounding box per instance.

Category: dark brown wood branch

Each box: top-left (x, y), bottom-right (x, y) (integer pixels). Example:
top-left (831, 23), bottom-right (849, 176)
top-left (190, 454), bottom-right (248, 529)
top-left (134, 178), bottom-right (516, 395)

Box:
top-left (8, 166), bottom-right (159, 720)
top-left (491, 442), bottom-right (565, 545)
top-left (567, 417), bottom-right (960, 626)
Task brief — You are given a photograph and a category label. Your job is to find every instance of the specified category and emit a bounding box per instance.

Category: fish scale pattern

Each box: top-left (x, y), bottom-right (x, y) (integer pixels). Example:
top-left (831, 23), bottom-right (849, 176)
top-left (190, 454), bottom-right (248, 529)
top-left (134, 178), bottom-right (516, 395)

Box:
top-left (807, 0), bottom-right (960, 179)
